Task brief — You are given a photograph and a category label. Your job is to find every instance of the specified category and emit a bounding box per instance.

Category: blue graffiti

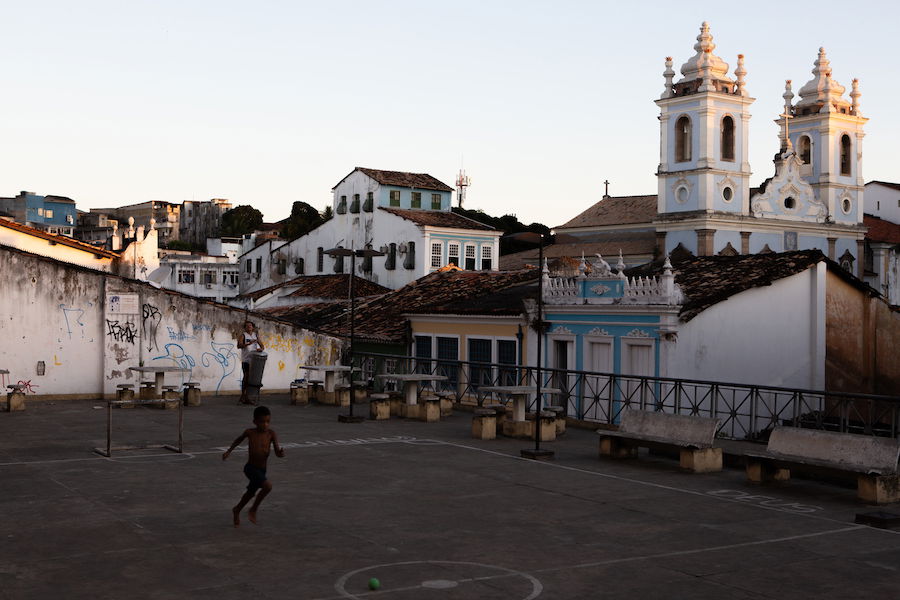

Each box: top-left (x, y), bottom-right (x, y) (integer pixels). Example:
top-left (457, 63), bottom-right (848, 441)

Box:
top-left (201, 341), bottom-right (238, 394)
top-left (192, 324), bottom-right (213, 334)
top-left (152, 343), bottom-right (196, 385)
top-left (59, 304), bottom-right (88, 341)
top-left (167, 327), bottom-right (196, 341)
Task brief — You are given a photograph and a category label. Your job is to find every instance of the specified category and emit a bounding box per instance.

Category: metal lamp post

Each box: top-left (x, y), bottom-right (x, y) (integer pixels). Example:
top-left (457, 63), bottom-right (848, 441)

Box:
top-left (506, 231), bottom-right (554, 460)
top-left (325, 245), bottom-right (385, 423)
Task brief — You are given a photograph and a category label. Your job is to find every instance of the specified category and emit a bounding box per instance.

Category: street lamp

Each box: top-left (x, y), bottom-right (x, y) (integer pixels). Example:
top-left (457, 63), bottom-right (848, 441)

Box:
top-left (325, 245), bottom-right (385, 423)
top-left (505, 231), bottom-right (554, 460)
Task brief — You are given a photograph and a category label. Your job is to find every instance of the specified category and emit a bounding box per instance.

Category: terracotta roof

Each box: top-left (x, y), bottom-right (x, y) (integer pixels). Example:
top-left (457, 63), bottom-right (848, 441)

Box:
top-left (264, 269), bottom-right (536, 342)
top-left (556, 195), bottom-right (658, 229)
top-left (379, 207), bottom-right (496, 231)
top-left (338, 168), bottom-right (454, 192)
top-left (626, 250), bottom-right (867, 322)
top-left (864, 214), bottom-right (900, 244)
top-left (240, 274), bottom-right (391, 301)
top-left (0, 219), bottom-right (119, 259)
top-left (499, 233), bottom-right (657, 270)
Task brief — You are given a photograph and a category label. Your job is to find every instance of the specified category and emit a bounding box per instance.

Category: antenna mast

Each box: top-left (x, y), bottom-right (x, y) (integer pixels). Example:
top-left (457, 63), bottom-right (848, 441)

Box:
top-left (455, 169), bottom-right (471, 208)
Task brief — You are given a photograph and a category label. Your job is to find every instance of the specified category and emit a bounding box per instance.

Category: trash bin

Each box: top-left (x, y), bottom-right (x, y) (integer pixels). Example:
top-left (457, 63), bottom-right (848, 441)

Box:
top-left (246, 351), bottom-right (268, 391)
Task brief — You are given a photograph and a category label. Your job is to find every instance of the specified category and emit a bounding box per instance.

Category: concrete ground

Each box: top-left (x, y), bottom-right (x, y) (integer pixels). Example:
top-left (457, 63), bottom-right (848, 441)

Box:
top-left (1, 395), bottom-right (899, 600)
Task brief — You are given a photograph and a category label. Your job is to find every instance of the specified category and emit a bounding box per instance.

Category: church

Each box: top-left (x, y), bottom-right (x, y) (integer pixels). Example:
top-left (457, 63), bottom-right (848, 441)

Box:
top-left (552, 22), bottom-right (885, 295)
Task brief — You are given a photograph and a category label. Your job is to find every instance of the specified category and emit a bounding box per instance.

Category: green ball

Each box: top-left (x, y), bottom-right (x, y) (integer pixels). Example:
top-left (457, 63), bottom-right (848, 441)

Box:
top-left (368, 577), bottom-right (380, 591)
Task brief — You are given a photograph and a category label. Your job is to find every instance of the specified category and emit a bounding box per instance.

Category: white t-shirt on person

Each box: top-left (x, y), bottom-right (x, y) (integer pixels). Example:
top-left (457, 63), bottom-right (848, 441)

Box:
top-left (240, 332), bottom-right (260, 363)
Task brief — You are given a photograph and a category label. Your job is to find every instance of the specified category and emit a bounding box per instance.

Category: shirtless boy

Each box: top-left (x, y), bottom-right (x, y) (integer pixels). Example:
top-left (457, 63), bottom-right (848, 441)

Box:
top-left (222, 405), bottom-right (285, 526)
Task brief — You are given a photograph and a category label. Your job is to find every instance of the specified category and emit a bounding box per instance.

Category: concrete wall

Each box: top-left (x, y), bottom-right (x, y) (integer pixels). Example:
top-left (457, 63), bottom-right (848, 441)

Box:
top-left (668, 266), bottom-right (824, 389)
top-left (0, 247), bottom-right (343, 399)
top-left (865, 182), bottom-right (900, 223)
top-left (825, 270), bottom-right (900, 395)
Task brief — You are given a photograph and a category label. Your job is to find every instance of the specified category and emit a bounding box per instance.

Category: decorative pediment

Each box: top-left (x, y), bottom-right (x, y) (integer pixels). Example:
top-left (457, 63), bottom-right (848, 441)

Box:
top-left (552, 326), bottom-right (573, 335)
top-left (750, 151), bottom-right (825, 221)
top-left (590, 284), bottom-right (612, 296)
top-left (718, 242), bottom-right (739, 256)
top-left (587, 328), bottom-right (611, 337)
top-left (625, 328), bottom-right (651, 338)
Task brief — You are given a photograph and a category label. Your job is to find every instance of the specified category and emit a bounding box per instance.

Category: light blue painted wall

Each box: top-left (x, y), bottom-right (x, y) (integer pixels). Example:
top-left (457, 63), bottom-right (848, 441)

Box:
top-left (665, 230), bottom-right (696, 255)
top-left (379, 186), bottom-right (451, 210)
top-left (749, 232), bottom-right (782, 254)
top-left (798, 235), bottom-right (829, 252)
top-left (714, 230), bottom-right (741, 254)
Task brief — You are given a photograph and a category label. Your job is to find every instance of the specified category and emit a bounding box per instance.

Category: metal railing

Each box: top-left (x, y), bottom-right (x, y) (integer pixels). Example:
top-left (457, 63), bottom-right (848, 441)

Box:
top-left (353, 352), bottom-right (900, 440)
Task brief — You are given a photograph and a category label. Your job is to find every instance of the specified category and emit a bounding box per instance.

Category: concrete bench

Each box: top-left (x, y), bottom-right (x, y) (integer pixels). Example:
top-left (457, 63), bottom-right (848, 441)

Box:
top-left (138, 381), bottom-right (157, 400)
top-left (290, 380), bottom-right (309, 406)
top-left (369, 393), bottom-right (390, 420)
top-left (182, 382), bottom-right (201, 407)
top-left (524, 411), bottom-right (557, 442)
top-left (598, 410), bottom-right (722, 473)
top-left (418, 394), bottom-right (441, 423)
top-left (334, 383), bottom-right (351, 407)
top-left (485, 404), bottom-right (507, 437)
top-left (745, 427), bottom-right (900, 504)
top-left (437, 391), bottom-right (455, 417)
top-left (307, 380), bottom-right (324, 403)
top-left (472, 408), bottom-right (497, 440)
top-left (6, 385), bottom-right (25, 412)
top-left (115, 384), bottom-right (135, 406)
top-left (545, 405), bottom-right (566, 436)
top-left (387, 391), bottom-right (403, 417)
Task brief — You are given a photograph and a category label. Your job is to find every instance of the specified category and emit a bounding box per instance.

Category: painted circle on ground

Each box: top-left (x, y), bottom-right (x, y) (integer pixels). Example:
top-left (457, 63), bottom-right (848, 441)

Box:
top-left (334, 560), bottom-right (542, 599)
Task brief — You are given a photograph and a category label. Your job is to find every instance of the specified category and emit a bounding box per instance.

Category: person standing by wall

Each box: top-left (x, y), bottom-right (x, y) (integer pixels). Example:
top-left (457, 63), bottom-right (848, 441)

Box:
top-left (237, 320), bottom-right (265, 404)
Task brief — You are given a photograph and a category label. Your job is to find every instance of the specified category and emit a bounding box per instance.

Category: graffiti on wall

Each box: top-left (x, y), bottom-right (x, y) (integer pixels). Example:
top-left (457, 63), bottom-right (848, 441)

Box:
top-left (201, 341), bottom-right (238, 394)
top-left (16, 380), bottom-right (39, 394)
top-left (152, 343), bottom-right (195, 384)
top-left (142, 303), bottom-right (162, 352)
top-left (106, 319), bottom-right (138, 344)
top-left (59, 304), bottom-right (94, 342)
top-left (167, 327), bottom-right (195, 342)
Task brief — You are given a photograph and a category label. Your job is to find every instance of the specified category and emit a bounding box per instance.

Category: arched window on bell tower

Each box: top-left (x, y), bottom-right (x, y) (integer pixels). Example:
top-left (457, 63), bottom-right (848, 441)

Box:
top-left (840, 134), bottom-right (852, 176)
top-left (675, 116), bottom-right (692, 162)
top-left (798, 135), bottom-right (811, 164)
top-left (720, 116), bottom-right (735, 161)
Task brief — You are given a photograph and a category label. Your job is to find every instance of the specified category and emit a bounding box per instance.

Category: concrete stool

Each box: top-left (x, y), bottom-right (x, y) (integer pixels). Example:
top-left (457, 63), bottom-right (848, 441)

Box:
top-left (115, 384), bottom-right (135, 408)
top-left (525, 411), bottom-right (557, 442)
top-left (159, 386), bottom-right (180, 409)
top-left (486, 404), bottom-right (507, 436)
top-left (472, 408), bottom-right (497, 440)
top-left (437, 391), bottom-right (455, 417)
top-left (352, 382), bottom-right (368, 404)
top-left (139, 381), bottom-right (157, 400)
top-left (183, 382), bottom-right (201, 407)
top-left (419, 395), bottom-right (441, 423)
top-left (6, 384), bottom-right (25, 412)
top-left (545, 406), bottom-right (566, 435)
top-left (290, 380), bottom-right (309, 406)
top-left (369, 393), bottom-right (390, 420)
top-left (387, 391), bottom-right (403, 416)
top-left (308, 380), bottom-right (324, 404)
top-left (335, 383), bottom-right (351, 407)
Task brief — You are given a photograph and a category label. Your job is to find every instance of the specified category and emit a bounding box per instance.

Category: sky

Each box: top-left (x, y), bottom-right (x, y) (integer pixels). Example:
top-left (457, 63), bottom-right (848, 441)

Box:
top-left (1, 1), bottom-right (897, 227)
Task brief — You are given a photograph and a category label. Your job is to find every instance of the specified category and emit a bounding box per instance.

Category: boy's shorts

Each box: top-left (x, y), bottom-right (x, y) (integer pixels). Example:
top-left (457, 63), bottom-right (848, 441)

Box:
top-left (243, 463), bottom-right (267, 493)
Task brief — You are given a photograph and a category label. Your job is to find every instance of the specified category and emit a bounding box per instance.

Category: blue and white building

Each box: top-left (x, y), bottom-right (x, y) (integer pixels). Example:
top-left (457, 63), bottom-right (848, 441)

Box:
top-left (0, 191), bottom-right (77, 236)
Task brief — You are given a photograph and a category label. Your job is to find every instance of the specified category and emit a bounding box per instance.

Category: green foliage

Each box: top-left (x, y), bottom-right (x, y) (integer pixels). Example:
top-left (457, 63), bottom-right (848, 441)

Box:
top-left (162, 239), bottom-right (203, 252)
top-left (220, 205), bottom-right (263, 237)
top-left (451, 207), bottom-right (550, 255)
top-left (321, 205), bottom-right (333, 221)
top-left (280, 201), bottom-right (325, 240)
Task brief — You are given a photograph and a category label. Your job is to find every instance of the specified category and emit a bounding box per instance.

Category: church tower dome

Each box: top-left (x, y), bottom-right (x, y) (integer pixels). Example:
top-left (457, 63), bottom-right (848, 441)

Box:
top-left (795, 48), bottom-right (851, 114)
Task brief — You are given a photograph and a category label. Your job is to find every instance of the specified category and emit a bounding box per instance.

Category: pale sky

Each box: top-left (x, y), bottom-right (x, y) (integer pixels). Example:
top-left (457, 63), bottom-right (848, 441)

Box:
top-left (1, 1), bottom-right (896, 227)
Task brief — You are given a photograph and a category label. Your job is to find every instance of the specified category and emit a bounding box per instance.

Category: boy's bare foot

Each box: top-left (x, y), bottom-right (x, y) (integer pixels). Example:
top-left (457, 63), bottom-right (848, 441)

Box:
top-left (232, 507), bottom-right (241, 527)
top-left (248, 509), bottom-right (258, 524)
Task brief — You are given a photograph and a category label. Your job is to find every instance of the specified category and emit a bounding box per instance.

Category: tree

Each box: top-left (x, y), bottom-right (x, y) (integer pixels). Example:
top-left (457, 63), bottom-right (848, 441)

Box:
top-left (321, 205), bottom-right (333, 221)
top-left (220, 205), bottom-right (263, 237)
top-left (280, 201), bottom-right (324, 240)
top-left (451, 207), bottom-right (550, 255)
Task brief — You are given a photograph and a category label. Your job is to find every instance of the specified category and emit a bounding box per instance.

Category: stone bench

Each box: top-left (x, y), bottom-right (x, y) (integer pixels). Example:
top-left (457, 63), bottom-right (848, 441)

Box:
top-left (437, 391), bottom-right (455, 417)
top-left (334, 383), bottom-right (351, 407)
top-left (6, 385), bottom-right (25, 412)
top-left (387, 391), bottom-right (403, 417)
top-left (182, 382), bottom-right (201, 407)
top-left (115, 384), bottom-right (135, 406)
top-left (369, 393), bottom-right (390, 420)
top-left (418, 394), bottom-right (441, 423)
top-left (598, 410), bottom-right (722, 473)
top-left (545, 405), bottom-right (566, 436)
top-left (523, 411), bottom-right (557, 442)
top-left (485, 404), bottom-right (507, 437)
top-left (745, 427), bottom-right (900, 504)
top-left (472, 408), bottom-right (497, 440)
top-left (290, 380), bottom-right (309, 406)
top-left (307, 380), bottom-right (324, 403)
top-left (138, 381), bottom-right (157, 400)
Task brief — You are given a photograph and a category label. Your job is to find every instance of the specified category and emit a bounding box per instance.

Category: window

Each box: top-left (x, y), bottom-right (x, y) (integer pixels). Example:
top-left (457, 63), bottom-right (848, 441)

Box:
top-left (337, 196), bottom-right (347, 214)
top-left (294, 258), bottom-right (304, 275)
top-left (403, 241), bottom-right (416, 269)
top-left (436, 336), bottom-right (459, 387)
top-left (385, 243), bottom-right (397, 270)
top-left (223, 270), bottom-right (239, 285)
top-left (481, 245), bottom-right (492, 270)
top-left (66, 214), bottom-right (74, 224)
top-left (676, 186), bottom-right (689, 204)
top-left (415, 335), bottom-right (432, 374)
top-left (842, 197), bottom-right (852, 214)
top-left (675, 116), bottom-right (692, 162)
top-left (430, 242), bottom-right (442, 268)
top-left (361, 244), bottom-right (373, 272)
top-left (722, 187), bottom-right (733, 202)
top-left (45, 209), bottom-right (54, 219)
top-left (799, 135), bottom-right (811, 164)
top-left (389, 190), bottom-right (400, 207)
top-left (464, 245), bottom-right (476, 270)
top-left (468, 338), bottom-right (492, 387)
top-left (431, 193), bottom-right (441, 209)
top-left (448, 242), bottom-right (460, 266)
top-left (333, 249), bottom-right (344, 273)
top-left (840, 134), bottom-right (852, 176)
top-left (276, 259), bottom-right (287, 275)
top-left (784, 197), bottom-right (796, 211)
top-left (497, 339), bottom-right (517, 385)
top-left (721, 116), bottom-right (735, 161)
top-left (411, 192), bottom-right (422, 209)
top-left (37, 208), bottom-right (44, 217)
top-left (178, 270), bottom-right (195, 283)
top-left (317, 247), bottom-right (324, 272)
top-left (245, 259), bottom-right (252, 273)
top-left (364, 191), bottom-right (374, 212)
top-left (350, 194), bottom-right (360, 213)
top-left (201, 271), bottom-right (215, 284)
top-left (255, 258), bottom-right (262, 273)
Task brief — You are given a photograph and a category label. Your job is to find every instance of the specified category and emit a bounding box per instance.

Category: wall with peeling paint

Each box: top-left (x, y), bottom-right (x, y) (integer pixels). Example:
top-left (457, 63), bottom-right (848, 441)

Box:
top-left (0, 245), bottom-right (344, 399)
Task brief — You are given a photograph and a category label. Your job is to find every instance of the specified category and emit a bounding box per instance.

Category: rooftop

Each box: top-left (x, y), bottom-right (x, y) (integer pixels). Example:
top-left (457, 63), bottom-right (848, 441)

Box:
top-left (0, 219), bottom-right (120, 259)
top-left (555, 195), bottom-right (658, 230)
top-left (379, 207), bottom-right (496, 231)
top-left (864, 214), bottom-right (900, 245)
top-left (336, 167), bottom-right (454, 192)
top-left (240, 274), bottom-right (392, 302)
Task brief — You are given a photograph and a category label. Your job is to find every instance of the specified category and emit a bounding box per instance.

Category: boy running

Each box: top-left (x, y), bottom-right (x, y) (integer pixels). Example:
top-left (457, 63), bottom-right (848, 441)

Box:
top-left (223, 405), bottom-right (285, 526)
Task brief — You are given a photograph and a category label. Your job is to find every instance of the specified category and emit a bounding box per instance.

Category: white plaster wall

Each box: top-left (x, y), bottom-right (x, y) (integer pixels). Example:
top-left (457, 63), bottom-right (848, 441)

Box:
top-left (667, 266), bottom-right (823, 389)
top-left (865, 183), bottom-right (900, 223)
top-left (0, 247), bottom-right (343, 399)
top-left (0, 226), bottom-right (114, 272)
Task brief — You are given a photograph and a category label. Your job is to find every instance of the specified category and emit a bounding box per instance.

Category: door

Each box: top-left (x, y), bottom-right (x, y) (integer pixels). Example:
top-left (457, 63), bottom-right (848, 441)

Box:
top-left (623, 341), bottom-right (654, 407)
top-left (584, 341), bottom-right (613, 421)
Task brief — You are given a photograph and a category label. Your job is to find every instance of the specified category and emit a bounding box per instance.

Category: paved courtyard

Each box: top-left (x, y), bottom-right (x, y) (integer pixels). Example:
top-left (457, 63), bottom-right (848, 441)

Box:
top-left (2, 395), bottom-right (899, 599)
